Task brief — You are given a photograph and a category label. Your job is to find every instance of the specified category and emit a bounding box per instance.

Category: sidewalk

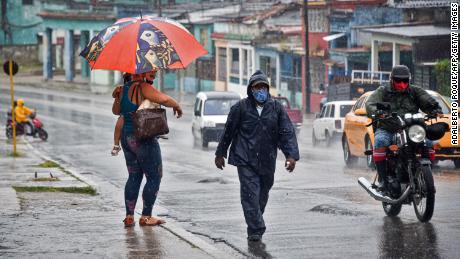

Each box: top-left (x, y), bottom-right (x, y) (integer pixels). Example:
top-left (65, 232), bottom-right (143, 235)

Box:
top-left (0, 135), bottom-right (221, 258)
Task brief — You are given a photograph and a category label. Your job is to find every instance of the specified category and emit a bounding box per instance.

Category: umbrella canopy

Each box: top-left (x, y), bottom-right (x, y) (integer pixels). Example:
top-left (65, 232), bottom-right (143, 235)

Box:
top-left (80, 17), bottom-right (208, 74)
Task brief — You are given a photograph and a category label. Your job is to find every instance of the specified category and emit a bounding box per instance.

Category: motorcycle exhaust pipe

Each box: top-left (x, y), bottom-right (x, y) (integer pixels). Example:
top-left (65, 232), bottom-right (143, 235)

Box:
top-left (358, 177), bottom-right (411, 204)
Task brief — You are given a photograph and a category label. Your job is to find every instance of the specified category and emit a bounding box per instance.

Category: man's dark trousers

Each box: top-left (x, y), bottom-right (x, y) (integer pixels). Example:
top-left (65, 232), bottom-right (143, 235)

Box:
top-left (237, 166), bottom-right (274, 236)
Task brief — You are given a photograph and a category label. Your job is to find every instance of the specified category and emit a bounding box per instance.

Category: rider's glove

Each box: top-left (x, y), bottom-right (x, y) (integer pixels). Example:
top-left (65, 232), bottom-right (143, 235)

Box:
top-left (385, 117), bottom-right (402, 133)
top-left (375, 109), bottom-right (387, 118)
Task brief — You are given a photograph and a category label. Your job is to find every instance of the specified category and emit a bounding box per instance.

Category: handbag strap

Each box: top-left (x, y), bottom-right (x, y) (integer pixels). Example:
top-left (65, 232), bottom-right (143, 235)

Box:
top-left (130, 81), bottom-right (145, 105)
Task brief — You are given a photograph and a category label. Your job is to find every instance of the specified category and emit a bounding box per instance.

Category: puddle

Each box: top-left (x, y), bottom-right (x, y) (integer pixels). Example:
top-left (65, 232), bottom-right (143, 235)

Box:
top-left (310, 204), bottom-right (366, 216)
top-left (197, 177), bottom-right (230, 184)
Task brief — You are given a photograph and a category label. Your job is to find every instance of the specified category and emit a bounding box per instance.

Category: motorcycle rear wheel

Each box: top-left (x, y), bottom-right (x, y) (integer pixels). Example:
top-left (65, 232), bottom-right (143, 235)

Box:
top-left (413, 165), bottom-right (435, 222)
top-left (382, 202), bottom-right (402, 217)
top-left (382, 180), bottom-right (402, 217)
top-left (6, 128), bottom-right (12, 139)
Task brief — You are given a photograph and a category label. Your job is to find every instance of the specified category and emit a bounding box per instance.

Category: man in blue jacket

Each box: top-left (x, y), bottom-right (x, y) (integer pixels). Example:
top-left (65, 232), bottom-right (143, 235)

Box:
top-left (215, 70), bottom-right (300, 242)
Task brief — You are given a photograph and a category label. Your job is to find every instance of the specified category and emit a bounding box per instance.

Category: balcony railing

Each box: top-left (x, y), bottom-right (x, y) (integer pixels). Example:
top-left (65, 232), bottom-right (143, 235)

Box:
top-left (351, 70), bottom-right (391, 84)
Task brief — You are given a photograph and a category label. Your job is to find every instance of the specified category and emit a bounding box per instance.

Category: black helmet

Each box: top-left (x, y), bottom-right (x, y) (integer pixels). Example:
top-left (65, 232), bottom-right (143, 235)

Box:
top-left (391, 65), bottom-right (411, 79)
top-left (426, 122), bottom-right (449, 141)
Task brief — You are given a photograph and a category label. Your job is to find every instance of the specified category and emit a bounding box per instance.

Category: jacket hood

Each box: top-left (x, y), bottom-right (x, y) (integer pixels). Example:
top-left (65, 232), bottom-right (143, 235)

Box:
top-left (247, 70), bottom-right (270, 99)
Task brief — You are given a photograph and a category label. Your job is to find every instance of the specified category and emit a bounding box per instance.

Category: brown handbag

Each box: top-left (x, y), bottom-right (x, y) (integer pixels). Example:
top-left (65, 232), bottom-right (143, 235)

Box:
top-left (130, 82), bottom-right (169, 140)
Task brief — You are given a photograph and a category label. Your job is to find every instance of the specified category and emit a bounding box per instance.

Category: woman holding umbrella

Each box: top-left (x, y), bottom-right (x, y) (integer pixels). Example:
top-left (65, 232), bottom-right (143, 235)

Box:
top-left (81, 16), bottom-right (207, 227)
top-left (114, 70), bottom-right (182, 227)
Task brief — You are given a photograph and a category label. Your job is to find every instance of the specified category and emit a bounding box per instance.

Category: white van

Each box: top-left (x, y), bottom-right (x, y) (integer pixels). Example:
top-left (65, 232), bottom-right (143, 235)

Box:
top-left (192, 91), bottom-right (241, 147)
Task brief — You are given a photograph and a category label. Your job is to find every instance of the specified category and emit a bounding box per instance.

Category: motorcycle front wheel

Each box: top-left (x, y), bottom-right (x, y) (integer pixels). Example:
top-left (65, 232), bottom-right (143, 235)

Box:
top-left (413, 165), bottom-right (435, 222)
top-left (38, 129), bottom-right (48, 141)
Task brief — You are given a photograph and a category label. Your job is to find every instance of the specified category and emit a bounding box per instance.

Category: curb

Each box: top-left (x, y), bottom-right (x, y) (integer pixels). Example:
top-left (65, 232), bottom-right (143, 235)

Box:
top-left (159, 218), bottom-right (230, 259)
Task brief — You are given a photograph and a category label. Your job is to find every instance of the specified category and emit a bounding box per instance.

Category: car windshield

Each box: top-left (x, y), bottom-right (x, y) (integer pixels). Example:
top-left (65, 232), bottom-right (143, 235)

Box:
top-left (204, 98), bottom-right (239, 115)
top-left (432, 95), bottom-right (450, 114)
top-left (340, 105), bottom-right (354, 117)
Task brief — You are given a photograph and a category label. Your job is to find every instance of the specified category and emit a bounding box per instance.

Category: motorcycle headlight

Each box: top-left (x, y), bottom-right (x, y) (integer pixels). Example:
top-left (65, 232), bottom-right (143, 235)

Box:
top-left (203, 120), bottom-right (216, 127)
top-left (408, 125), bottom-right (426, 143)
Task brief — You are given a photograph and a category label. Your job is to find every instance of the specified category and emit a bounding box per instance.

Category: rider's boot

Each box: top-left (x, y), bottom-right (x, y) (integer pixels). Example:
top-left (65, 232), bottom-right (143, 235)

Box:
top-left (375, 160), bottom-right (388, 192)
top-left (373, 148), bottom-right (388, 192)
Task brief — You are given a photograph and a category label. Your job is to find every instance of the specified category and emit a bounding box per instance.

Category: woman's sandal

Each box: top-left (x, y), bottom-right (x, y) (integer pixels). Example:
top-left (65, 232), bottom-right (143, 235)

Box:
top-left (123, 215), bottom-right (135, 227)
top-left (139, 216), bottom-right (166, 226)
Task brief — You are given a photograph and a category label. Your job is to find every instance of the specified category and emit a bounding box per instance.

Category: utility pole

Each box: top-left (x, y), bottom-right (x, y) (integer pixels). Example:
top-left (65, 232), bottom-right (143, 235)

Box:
top-left (303, 0), bottom-right (311, 113)
top-left (157, 0), bottom-right (164, 92)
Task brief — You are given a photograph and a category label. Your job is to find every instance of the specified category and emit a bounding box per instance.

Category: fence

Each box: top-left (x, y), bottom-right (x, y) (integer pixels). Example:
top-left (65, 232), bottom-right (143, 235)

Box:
top-left (351, 70), bottom-right (391, 84)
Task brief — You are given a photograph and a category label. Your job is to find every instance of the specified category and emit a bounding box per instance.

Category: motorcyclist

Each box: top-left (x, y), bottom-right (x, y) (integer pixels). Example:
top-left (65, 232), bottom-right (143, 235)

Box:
top-left (14, 99), bottom-right (35, 136)
top-left (365, 65), bottom-right (442, 191)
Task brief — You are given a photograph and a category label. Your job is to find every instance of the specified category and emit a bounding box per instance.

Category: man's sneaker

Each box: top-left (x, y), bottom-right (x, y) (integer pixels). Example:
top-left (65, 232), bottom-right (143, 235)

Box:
top-left (247, 234), bottom-right (262, 242)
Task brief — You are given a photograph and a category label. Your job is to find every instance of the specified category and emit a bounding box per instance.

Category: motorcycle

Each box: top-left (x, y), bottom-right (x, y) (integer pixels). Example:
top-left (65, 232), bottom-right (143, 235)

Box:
top-left (6, 110), bottom-right (48, 141)
top-left (358, 103), bottom-right (448, 222)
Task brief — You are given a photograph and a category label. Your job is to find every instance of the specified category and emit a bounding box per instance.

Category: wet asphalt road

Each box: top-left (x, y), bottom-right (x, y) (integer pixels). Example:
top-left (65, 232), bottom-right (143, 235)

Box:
top-left (1, 85), bottom-right (460, 258)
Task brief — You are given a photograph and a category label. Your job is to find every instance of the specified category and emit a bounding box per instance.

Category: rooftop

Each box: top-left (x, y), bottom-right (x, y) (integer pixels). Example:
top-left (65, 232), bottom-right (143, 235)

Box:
top-left (38, 11), bottom-right (116, 21)
top-left (390, 0), bottom-right (450, 8)
top-left (362, 24), bottom-right (451, 39)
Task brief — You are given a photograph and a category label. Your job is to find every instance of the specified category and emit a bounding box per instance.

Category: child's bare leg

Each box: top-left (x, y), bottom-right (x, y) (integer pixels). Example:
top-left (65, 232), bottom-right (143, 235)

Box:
top-left (112, 116), bottom-right (124, 156)
top-left (114, 116), bottom-right (123, 146)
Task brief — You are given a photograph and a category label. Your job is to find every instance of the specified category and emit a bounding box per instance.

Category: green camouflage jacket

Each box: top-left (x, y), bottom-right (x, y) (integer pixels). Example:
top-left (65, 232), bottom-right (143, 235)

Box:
top-left (365, 85), bottom-right (442, 132)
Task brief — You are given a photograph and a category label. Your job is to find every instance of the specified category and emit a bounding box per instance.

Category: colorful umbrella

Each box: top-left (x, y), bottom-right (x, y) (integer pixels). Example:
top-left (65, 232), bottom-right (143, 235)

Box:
top-left (80, 17), bottom-right (208, 74)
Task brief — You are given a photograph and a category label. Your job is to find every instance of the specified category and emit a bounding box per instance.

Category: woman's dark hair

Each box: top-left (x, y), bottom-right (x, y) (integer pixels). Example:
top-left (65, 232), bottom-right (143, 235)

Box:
top-left (123, 73), bottom-right (132, 84)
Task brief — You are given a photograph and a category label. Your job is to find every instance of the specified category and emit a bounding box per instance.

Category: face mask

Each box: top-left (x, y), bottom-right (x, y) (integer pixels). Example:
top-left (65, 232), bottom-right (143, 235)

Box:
top-left (252, 89), bottom-right (268, 103)
top-left (393, 81), bottom-right (409, 91)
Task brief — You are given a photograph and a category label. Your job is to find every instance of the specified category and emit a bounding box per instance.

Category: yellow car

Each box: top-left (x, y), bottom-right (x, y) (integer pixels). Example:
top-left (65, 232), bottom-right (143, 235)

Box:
top-left (342, 90), bottom-right (457, 168)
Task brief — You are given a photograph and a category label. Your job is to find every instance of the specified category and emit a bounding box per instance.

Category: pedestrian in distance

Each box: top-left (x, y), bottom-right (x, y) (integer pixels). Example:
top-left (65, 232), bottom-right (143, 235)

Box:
top-left (14, 99), bottom-right (35, 136)
top-left (112, 70), bottom-right (183, 227)
top-left (215, 70), bottom-right (300, 242)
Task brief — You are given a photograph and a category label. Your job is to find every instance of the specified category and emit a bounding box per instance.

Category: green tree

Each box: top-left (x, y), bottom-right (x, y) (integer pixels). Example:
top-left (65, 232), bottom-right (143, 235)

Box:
top-left (434, 59), bottom-right (450, 96)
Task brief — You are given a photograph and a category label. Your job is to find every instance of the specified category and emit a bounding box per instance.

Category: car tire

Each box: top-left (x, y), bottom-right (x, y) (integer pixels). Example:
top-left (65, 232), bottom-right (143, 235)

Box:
top-left (325, 131), bottom-right (332, 147)
top-left (454, 159), bottom-right (460, 169)
top-left (365, 136), bottom-right (375, 169)
top-left (342, 136), bottom-right (357, 167)
top-left (201, 132), bottom-right (208, 148)
top-left (312, 129), bottom-right (318, 147)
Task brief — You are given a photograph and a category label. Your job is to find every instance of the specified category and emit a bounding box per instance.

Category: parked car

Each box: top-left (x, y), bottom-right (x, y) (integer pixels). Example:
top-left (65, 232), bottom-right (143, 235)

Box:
top-left (273, 96), bottom-right (303, 134)
top-left (342, 90), bottom-right (457, 168)
top-left (192, 91), bottom-right (241, 147)
top-left (312, 100), bottom-right (356, 146)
